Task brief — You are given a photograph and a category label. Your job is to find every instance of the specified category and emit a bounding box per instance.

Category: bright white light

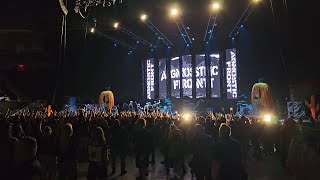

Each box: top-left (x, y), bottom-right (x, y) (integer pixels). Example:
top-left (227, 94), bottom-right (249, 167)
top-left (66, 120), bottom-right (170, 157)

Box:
top-left (183, 113), bottom-right (190, 121)
top-left (90, 27), bottom-right (95, 33)
top-left (113, 22), bottom-right (119, 29)
top-left (141, 14), bottom-right (147, 21)
top-left (264, 114), bottom-right (272, 123)
top-left (171, 9), bottom-right (178, 16)
top-left (213, 2), bottom-right (220, 10)
top-left (253, 0), bottom-right (260, 3)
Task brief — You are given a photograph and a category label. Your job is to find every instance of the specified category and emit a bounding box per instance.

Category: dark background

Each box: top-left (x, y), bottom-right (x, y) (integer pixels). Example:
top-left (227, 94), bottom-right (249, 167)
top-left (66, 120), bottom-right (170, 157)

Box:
top-left (1, 0), bottom-right (318, 104)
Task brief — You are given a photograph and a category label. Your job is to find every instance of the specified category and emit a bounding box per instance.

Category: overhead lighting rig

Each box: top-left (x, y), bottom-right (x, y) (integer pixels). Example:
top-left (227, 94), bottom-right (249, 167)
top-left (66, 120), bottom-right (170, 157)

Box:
top-left (229, 0), bottom-right (261, 39)
top-left (74, 0), bottom-right (124, 18)
top-left (141, 14), bottom-right (173, 48)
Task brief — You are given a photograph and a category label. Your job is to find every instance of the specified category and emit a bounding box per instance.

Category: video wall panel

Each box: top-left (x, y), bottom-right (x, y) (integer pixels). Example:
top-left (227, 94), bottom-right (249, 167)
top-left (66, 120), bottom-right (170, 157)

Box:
top-left (143, 48), bottom-right (238, 100)
top-left (170, 57), bottom-right (180, 98)
top-left (226, 48), bottom-right (238, 99)
top-left (195, 54), bottom-right (206, 98)
top-left (145, 58), bottom-right (155, 99)
top-left (210, 54), bottom-right (221, 98)
top-left (159, 58), bottom-right (167, 99)
top-left (182, 55), bottom-right (192, 98)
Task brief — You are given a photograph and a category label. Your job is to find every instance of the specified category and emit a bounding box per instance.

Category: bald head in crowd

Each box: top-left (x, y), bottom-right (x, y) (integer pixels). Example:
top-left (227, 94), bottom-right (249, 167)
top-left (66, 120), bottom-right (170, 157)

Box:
top-left (219, 123), bottom-right (231, 138)
top-left (135, 118), bottom-right (146, 128)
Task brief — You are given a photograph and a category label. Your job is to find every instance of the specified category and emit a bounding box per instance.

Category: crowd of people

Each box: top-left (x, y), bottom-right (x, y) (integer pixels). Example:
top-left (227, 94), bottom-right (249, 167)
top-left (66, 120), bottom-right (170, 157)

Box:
top-left (0, 105), bottom-right (320, 180)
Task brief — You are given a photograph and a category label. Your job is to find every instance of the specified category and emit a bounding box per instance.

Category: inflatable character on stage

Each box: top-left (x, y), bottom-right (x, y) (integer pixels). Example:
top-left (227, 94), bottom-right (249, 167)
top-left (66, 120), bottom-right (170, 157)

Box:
top-left (99, 89), bottom-right (115, 111)
top-left (251, 80), bottom-right (274, 115)
top-left (305, 95), bottom-right (320, 120)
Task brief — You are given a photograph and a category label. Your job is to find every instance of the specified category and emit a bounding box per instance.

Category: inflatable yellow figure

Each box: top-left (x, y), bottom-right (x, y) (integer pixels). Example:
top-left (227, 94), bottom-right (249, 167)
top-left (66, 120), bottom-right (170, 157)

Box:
top-left (251, 82), bottom-right (274, 113)
top-left (99, 91), bottom-right (115, 110)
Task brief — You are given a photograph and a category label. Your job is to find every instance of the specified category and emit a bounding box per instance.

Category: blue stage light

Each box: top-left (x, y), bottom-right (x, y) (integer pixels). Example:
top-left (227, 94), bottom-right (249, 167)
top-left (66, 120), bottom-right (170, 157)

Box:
top-left (114, 43), bottom-right (117, 47)
top-left (136, 41), bottom-right (140, 44)
top-left (168, 46), bottom-right (171, 49)
top-left (158, 37), bottom-right (161, 40)
top-left (187, 44), bottom-right (190, 47)
top-left (232, 37), bottom-right (235, 40)
top-left (151, 48), bottom-right (154, 51)
top-left (240, 24), bottom-right (244, 28)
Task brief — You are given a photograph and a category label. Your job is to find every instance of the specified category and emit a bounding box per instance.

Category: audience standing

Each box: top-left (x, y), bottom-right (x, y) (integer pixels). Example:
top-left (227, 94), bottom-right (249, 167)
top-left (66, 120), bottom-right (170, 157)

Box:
top-left (0, 103), bottom-right (319, 180)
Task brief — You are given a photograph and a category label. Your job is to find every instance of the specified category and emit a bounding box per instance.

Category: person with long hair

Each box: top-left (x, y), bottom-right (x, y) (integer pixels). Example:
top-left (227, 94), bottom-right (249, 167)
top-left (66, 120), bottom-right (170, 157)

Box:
top-left (87, 127), bottom-right (109, 180)
top-left (166, 124), bottom-right (184, 178)
top-left (13, 136), bottom-right (41, 180)
top-left (110, 119), bottom-right (128, 176)
top-left (133, 118), bottom-right (153, 180)
top-left (38, 126), bottom-right (57, 180)
top-left (57, 123), bottom-right (78, 180)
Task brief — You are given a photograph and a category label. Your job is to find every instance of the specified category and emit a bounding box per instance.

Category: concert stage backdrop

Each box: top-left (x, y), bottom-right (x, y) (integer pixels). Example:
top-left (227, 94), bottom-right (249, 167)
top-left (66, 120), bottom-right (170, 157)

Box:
top-left (210, 53), bottom-right (221, 98)
top-left (171, 57), bottom-right (180, 98)
top-left (144, 58), bottom-right (155, 100)
top-left (195, 54), bottom-right (206, 98)
top-left (182, 55), bottom-right (192, 98)
top-left (159, 58), bottom-right (167, 99)
top-left (225, 48), bottom-right (238, 99)
top-left (143, 49), bottom-right (238, 99)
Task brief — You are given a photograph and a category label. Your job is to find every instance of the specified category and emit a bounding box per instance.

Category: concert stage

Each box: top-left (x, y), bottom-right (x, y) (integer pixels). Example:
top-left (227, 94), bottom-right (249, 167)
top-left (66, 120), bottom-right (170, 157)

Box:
top-left (142, 48), bottom-right (239, 114)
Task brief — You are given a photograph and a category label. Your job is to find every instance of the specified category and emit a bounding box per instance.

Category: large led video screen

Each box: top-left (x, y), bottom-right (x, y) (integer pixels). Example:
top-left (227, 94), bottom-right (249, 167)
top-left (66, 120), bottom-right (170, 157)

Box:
top-left (170, 57), bottom-right (180, 98)
top-left (210, 54), bottom-right (221, 98)
top-left (159, 58), bottom-right (167, 99)
top-left (195, 54), bottom-right (206, 98)
top-left (182, 55), bottom-right (192, 98)
top-left (226, 48), bottom-right (238, 99)
top-left (145, 58), bottom-right (155, 99)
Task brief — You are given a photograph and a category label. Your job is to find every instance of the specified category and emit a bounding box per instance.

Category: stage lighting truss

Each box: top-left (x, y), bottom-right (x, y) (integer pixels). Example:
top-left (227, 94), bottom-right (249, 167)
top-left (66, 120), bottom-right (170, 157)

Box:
top-left (229, 1), bottom-right (258, 38)
top-left (174, 17), bottom-right (194, 45)
top-left (96, 30), bottom-right (135, 50)
top-left (204, 13), bottom-right (218, 42)
top-left (118, 26), bottom-right (154, 48)
top-left (142, 20), bottom-right (173, 48)
top-left (74, 0), bottom-right (123, 17)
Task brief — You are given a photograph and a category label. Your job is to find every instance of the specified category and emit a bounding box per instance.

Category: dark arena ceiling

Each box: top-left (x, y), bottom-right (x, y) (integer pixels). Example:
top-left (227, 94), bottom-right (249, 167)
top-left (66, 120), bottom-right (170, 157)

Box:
top-left (2, 0), bottom-right (318, 101)
top-left (68, 0), bottom-right (270, 55)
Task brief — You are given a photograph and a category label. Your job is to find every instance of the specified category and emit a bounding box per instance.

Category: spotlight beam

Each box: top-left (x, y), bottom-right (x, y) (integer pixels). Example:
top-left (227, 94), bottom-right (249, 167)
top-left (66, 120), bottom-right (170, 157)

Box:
top-left (229, 1), bottom-right (258, 38)
top-left (97, 30), bottom-right (135, 50)
top-left (176, 21), bottom-right (187, 44)
top-left (204, 13), bottom-right (212, 42)
top-left (118, 26), bottom-right (153, 47)
top-left (208, 14), bottom-right (218, 41)
top-left (204, 13), bottom-right (218, 42)
top-left (142, 20), bottom-right (173, 47)
top-left (179, 17), bottom-right (193, 44)
top-left (243, 5), bottom-right (256, 23)
top-left (229, 4), bottom-right (251, 37)
top-left (174, 17), bottom-right (193, 45)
